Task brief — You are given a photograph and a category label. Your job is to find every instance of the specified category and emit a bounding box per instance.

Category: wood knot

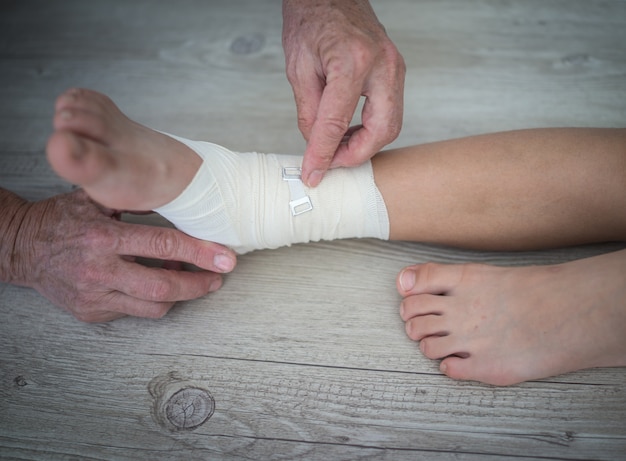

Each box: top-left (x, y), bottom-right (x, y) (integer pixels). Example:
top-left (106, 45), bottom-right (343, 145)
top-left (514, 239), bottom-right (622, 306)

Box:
top-left (165, 387), bottom-right (215, 430)
top-left (149, 372), bottom-right (215, 432)
top-left (230, 33), bottom-right (265, 55)
top-left (13, 376), bottom-right (28, 388)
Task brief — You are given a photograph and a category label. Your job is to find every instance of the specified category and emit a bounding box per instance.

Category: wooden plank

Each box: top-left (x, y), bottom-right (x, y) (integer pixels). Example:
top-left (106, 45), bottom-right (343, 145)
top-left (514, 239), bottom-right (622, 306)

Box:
top-left (1, 0), bottom-right (625, 459)
top-left (2, 346), bottom-right (625, 459)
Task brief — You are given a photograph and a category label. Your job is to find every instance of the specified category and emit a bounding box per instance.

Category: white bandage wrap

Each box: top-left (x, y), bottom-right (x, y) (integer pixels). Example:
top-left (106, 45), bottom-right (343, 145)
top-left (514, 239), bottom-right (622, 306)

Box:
top-left (154, 135), bottom-right (390, 254)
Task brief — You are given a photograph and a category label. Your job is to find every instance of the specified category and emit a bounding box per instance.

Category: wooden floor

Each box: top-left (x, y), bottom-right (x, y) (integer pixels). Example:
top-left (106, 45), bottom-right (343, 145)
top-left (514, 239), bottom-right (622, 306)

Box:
top-left (1, 1), bottom-right (625, 459)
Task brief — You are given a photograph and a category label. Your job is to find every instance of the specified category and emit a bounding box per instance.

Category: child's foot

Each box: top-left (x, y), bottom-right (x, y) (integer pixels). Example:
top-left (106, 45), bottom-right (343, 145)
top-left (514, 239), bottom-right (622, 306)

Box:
top-left (397, 249), bottom-right (626, 385)
top-left (47, 88), bottom-right (202, 211)
top-left (46, 88), bottom-right (389, 254)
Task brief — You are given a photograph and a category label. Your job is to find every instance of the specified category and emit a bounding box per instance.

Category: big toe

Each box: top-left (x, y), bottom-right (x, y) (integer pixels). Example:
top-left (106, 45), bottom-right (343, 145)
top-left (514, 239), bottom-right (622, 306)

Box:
top-left (47, 131), bottom-right (113, 188)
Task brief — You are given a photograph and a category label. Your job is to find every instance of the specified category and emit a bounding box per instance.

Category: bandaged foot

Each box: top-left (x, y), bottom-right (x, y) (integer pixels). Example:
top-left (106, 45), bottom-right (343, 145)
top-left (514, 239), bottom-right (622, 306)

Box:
top-left (156, 136), bottom-right (389, 254)
top-left (47, 88), bottom-right (389, 255)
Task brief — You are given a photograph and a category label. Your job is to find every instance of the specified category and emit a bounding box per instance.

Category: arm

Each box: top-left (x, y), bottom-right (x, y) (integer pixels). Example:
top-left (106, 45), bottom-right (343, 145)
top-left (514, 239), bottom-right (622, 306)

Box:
top-left (0, 187), bottom-right (236, 322)
top-left (282, 0), bottom-right (405, 187)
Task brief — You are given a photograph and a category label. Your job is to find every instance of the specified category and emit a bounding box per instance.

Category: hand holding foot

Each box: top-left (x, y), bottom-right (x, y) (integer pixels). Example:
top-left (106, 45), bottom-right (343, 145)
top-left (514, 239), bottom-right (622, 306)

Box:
top-left (0, 188), bottom-right (236, 323)
top-left (47, 88), bottom-right (389, 255)
top-left (47, 88), bottom-right (202, 211)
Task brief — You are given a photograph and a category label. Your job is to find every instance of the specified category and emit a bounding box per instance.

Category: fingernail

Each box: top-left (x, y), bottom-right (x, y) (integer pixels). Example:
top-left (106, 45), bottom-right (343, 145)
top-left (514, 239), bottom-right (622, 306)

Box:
top-left (399, 269), bottom-right (416, 292)
top-left (214, 253), bottom-right (235, 272)
top-left (209, 277), bottom-right (223, 292)
top-left (306, 170), bottom-right (324, 188)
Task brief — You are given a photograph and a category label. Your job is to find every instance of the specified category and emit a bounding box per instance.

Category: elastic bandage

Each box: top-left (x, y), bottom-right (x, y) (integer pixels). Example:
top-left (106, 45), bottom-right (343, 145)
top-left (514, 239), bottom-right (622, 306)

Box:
top-left (154, 135), bottom-right (389, 254)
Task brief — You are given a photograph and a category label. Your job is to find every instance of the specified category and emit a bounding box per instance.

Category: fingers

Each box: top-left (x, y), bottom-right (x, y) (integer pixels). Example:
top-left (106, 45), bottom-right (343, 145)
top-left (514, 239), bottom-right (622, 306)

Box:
top-left (108, 261), bottom-right (224, 303)
top-left (301, 75), bottom-right (363, 187)
top-left (75, 222), bottom-right (236, 322)
top-left (71, 260), bottom-right (225, 323)
top-left (115, 222), bottom-right (237, 274)
top-left (329, 67), bottom-right (405, 169)
top-left (286, 62), bottom-right (324, 143)
top-left (300, 57), bottom-right (405, 186)
top-left (69, 293), bottom-right (173, 323)
top-left (27, 189), bottom-right (235, 323)
top-left (290, 11), bottom-right (406, 188)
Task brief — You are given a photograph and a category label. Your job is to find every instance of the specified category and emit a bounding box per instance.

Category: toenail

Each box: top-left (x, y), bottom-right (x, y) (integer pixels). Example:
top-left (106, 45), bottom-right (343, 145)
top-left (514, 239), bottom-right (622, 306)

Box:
top-left (399, 269), bottom-right (416, 292)
top-left (59, 110), bottom-right (72, 120)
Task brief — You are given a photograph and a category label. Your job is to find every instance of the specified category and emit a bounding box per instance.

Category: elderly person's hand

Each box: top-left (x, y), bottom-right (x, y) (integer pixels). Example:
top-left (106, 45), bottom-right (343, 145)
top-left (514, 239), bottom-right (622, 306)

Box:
top-left (282, 0), bottom-right (405, 187)
top-left (0, 188), bottom-right (236, 323)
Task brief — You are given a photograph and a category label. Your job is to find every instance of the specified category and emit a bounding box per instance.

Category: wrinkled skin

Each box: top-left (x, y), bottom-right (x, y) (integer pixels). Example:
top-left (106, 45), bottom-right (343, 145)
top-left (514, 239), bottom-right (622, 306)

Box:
top-left (283, 0), bottom-right (405, 187)
top-left (1, 188), bottom-right (236, 322)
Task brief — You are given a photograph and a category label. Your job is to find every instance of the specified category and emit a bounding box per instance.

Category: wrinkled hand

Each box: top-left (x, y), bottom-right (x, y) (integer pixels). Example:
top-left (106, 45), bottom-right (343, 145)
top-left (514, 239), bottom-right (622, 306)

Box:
top-left (2, 189), bottom-right (236, 322)
top-left (282, 0), bottom-right (405, 187)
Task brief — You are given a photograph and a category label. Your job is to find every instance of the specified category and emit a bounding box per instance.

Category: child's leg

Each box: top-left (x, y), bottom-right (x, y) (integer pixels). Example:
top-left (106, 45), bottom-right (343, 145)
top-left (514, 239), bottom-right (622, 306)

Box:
top-left (47, 88), bottom-right (626, 385)
top-left (380, 128), bottom-right (626, 385)
top-left (376, 127), bottom-right (626, 250)
top-left (48, 89), bottom-right (626, 253)
top-left (47, 88), bottom-right (389, 254)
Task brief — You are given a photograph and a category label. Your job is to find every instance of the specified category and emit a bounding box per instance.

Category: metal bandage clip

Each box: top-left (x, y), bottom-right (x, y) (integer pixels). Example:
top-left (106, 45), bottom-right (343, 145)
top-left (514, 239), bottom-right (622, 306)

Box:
top-left (282, 166), bottom-right (313, 216)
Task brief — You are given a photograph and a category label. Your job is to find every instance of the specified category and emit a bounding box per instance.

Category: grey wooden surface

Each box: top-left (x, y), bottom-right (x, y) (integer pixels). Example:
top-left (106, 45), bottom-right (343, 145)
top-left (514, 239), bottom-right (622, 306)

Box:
top-left (1, 1), bottom-right (625, 459)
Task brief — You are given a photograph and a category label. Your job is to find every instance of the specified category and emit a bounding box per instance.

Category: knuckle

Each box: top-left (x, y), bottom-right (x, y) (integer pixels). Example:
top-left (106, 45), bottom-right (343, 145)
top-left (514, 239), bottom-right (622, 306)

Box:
top-left (148, 230), bottom-right (180, 259)
top-left (81, 224), bottom-right (118, 251)
top-left (351, 43), bottom-right (376, 71)
top-left (285, 63), bottom-right (299, 84)
top-left (388, 121), bottom-right (402, 140)
top-left (320, 116), bottom-right (351, 140)
top-left (70, 298), bottom-right (102, 323)
top-left (144, 277), bottom-right (177, 301)
top-left (297, 116), bottom-right (314, 137)
top-left (152, 304), bottom-right (172, 319)
top-left (313, 149), bottom-right (336, 165)
top-left (140, 302), bottom-right (172, 319)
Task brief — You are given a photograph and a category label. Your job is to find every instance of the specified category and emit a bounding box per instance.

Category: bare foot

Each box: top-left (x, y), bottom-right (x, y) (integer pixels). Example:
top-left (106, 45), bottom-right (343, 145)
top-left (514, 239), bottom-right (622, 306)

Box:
top-left (46, 88), bottom-right (201, 211)
top-left (397, 249), bottom-right (626, 386)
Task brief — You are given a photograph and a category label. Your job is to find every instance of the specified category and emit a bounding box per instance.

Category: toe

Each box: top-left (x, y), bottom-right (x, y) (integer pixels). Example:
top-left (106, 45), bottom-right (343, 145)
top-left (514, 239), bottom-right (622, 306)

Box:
top-left (418, 335), bottom-right (463, 360)
top-left (441, 356), bottom-right (523, 386)
top-left (400, 293), bottom-right (448, 320)
top-left (397, 262), bottom-right (465, 296)
top-left (440, 356), bottom-right (471, 380)
top-left (53, 107), bottom-right (106, 139)
top-left (54, 88), bottom-right (122, 141)
top-left (404, 313), bottom-right (448, 341)
top-left (47, 131), bottom-right (113, 188)
top-left (55, 88), bottom-right (110, 112)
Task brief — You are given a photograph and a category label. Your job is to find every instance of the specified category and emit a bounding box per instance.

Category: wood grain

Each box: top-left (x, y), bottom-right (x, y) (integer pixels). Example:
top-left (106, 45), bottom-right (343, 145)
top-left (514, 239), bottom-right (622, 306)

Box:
top-left (1, 1), bottom-right (625, 459)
